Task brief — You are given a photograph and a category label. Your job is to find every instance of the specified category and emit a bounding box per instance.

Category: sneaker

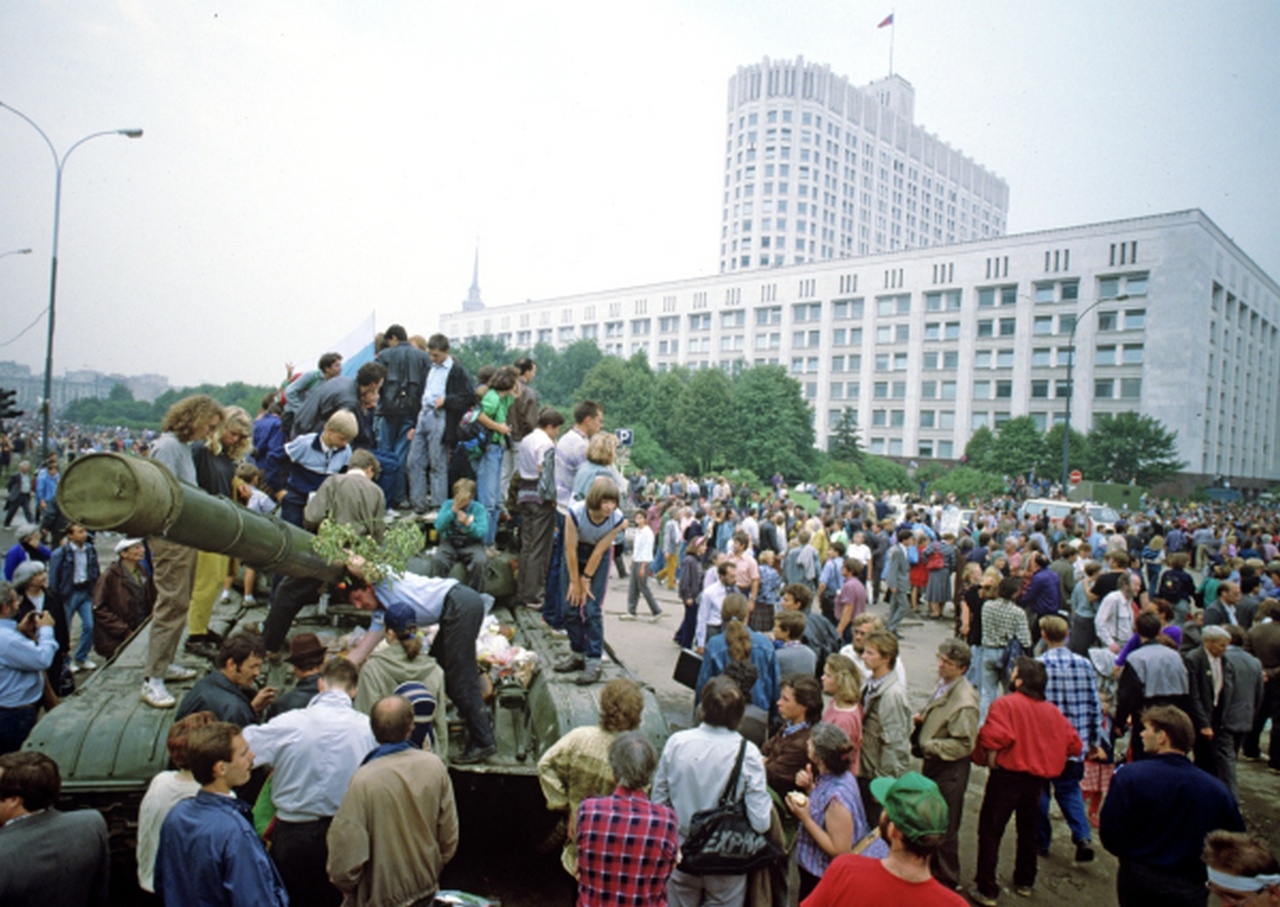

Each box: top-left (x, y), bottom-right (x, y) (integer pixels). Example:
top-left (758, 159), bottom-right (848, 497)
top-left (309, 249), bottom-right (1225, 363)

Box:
top-left (242, 596), bottom-right (257, 607)
top-left (219, 590), bottom-right (232, 603)
top-left (523, 601), bottom-right (544, 610)
top-left (619, 614), bottom-right (637, 621)
top-left (554, 655), bottom-right (585, 673)
top-left (1075, 843), bottom-right (1095, 863)
top-left (164, 664), bottom-right (198, 682)
top-left (71, 661), bottom-right (85, 673)
top-left (75, 659), bottom-right (97, 672)
top-left (453, 743), bottom-right (497, 765)
top-left (648, 611), bottom-right (666, 622)
top-left (1014, 886), bottom-right (1033, 897)
top-left (967, 886), bottom-right (999, 907)
top-left (575, 663), bottom-right (603, 685)
top-left (548, 627), bottom-right (569, 638)
top-left (141, 678), bottom-right (176, 709)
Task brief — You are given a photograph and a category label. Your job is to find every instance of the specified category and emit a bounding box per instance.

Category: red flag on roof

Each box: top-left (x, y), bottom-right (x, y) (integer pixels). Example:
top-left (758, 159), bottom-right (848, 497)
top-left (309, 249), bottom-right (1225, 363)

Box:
top-left (878, 13), bottom-right (894, 27)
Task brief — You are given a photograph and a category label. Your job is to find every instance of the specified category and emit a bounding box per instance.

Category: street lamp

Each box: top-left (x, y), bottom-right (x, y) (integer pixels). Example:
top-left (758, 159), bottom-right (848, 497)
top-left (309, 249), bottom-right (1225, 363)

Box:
top-left (1060, 293), bottom-right (1128, 489)
top-left (1, 102), bottom-right (142, 459)
top-left (0, 248), bottom-right (33, 260)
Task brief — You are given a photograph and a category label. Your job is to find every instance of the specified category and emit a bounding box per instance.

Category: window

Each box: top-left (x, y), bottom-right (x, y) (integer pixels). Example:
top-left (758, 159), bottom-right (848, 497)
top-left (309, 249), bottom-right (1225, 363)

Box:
top-left (1097, 311), bottom-right (1117, 332)
top-left (939, 411), bottom-right (956, 430)
top-left (1055, 379), bottom-right (1072, 398)
top-left (755, 332), bottom-right (781, 350)
top-left (874, 382), bottom-right (889, 399)
top-left (974, 350), bottom-right (992, 369)
top-left (876, 326), bottom-right (893, 343)
top-left (720, 310), bottom-right (745, 329)
top-left (631, 318), bottom-right (651, 335)
top-left (920, 410), bottom-right (936, 428)
top-left (996, 349), bottom-right (1014, 368)
top-left (1034, 316), bottom-right (1053, 335)
top-left (938, 440), bottom-right (954, 458)
top-left (890, 409), bottom-right (905, 427)
top-left (978, 288), bottom-right (996, 308)
top-left (689, 313), bottom-right (711, 331)
top-left (1120, 378), bottom-right (1142, 399)
top-left (940, 381), bottom-right (957, 400)
top-left (1034, 283), bottom-right (1055, 303)
top-left (872, 410), bottom-right (887, 427)
top-left (658, 339), bottom-right (678, 355)
top-left (895, 324), bottom-right (910, 343)
top-left (944, 321), bottom-right (961, 340)
top-left (924, 322), bottom-right (941, 341)
top-left (659, 316), bottom-right (679, 333)
top-left (995, 380), bottom-right (1012, 398)
top-left (973, 380), bottom-right (991, 400)
top-left (1031, 347), bottom-right (1051, 366)
top-left (1125, 309), bottom-right (1146, 330)
top-left (998, 318), bottom-right (1017, 337)
top-left (577, 326), bottom-right (595, 341)
top-left (1058, 314), bottom-right (1077, 335)
top-left (719, 335), bottom-right (744, 352)
top-left (793, 302), bottom-right (822, 322)
top-left (1062, 281), bottom-right (1079, 300)
top-left (1094, 378), bottom-right (1114, 399)
top-left (971, 411), bottom-right (989, 431)
top-left (942, 351), bottom-right (959, 368)
top-left (891, 381), bottom-right (906, 398)
top-left (977, 320), bottom-right (993, 338)
top-left (1123, 344), bottom-right (1144, 364)
top-left (1095, 345), bottom-right (1116, 366)
top-left (756, 306), bottom-right (782, 325)
top-left (918, 441), bottom-right (934, 457)
top-left (922, 351), bottom-right (937, 370)
top-left (793, 330), bottom-right (821, 349)
top-left (606, 321), bottom-right (624, 338)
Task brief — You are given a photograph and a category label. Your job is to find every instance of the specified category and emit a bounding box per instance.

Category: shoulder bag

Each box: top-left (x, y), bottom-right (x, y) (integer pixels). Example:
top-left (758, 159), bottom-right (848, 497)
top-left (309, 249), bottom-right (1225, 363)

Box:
top-left (677, 739), bottom-right (783, 875)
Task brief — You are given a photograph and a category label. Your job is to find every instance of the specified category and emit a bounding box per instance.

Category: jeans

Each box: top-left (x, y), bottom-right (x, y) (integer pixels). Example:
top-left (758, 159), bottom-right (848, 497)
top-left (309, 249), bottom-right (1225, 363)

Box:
top-left (407, 407), bottom-right (448, 512)
top-left (1037, 759), bottom-right (1092, 850)
top-left (369, 448), bottom-right (400, 509)
top-left (432, 541), bottom-right (489, 593)
top-left (375, 414), bottom-right (415, 508)
top-left (543, 511), bottom-right (566, 630)
top-left (65, 586), bottom-right (94, 663)
top-left (979, 645), bottom-right (1007, 723)
top-left (563, 552), bottom-right (609, 661)
top-left (475, 444), bottom-right (503, 547)
top-left (975, 767), bottom-right (1044, 898)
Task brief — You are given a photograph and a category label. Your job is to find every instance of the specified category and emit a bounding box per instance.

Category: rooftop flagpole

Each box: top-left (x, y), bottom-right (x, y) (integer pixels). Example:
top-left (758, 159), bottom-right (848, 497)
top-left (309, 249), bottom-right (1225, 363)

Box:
top-left (878, 12), bottom-right (896, 77)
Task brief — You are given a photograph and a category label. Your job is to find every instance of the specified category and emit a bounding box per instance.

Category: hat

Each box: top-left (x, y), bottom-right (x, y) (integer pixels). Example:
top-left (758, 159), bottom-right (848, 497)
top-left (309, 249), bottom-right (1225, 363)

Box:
top-left (284, 632), bottom-right (327, 665)
top-left (13, 524), bottom-right (39, 543)
top-left (384, 603), bottom-right (417, 635)
top-left (114, 537), bottom-right (144, 554)
top-left (393, 680), bottom-right (438, 750)
top-left (869, 772), bottom-right (949, 840)
top-left (11, 559), bottom-right (47, 590)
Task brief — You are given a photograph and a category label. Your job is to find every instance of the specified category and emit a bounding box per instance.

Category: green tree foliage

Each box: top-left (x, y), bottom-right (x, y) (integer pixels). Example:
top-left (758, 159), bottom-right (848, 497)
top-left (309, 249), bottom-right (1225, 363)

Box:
top-left (107, 382), bottom-right (134, 402)
top-left (450, 335), bottom-right (515, 380)
top-left (964, 425), bottom-right (996, 471)
top-left (986, 416), bottom-right (1046, 476)
top-left (859, 454), bottom-right (911, 492)
top-left (929, 466), bottom-right (1008, 501)
top-left (536, 339), bottom-right (602, 411)
top-left (577, 354), bottom-right (654, 432)
top-left (1040, 423), bottom-right (1090, 479)
top-left (1085, 411), bottom-right (1185, 486)
top-left (647, 368), bottom-right (687, 451)
top-left (728, 366), bottom-right (816, 481)
top-left (623, 423), bottom-right (680, 477)
top-left (827, 407), bottom-right (863, 462)
top-left (669, 368), bottom-right (735, 475)
top-left (818, 458), bottom-right (867, 490)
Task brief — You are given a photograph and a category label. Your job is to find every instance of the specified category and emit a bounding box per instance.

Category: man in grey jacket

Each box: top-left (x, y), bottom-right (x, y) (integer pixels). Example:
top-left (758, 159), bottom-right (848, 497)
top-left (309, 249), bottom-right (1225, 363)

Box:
top-left (885, 528), bottom-right (913, 637)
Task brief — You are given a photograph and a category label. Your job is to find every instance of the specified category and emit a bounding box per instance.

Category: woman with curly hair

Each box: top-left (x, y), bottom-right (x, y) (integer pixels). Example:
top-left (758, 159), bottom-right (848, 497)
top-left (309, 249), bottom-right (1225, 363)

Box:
top-left (142, 394), bottom-right (225, 710)
top-left (186, 406), bottom-right (254, 652)
top-left (537, 678), bottom-right (645, 877)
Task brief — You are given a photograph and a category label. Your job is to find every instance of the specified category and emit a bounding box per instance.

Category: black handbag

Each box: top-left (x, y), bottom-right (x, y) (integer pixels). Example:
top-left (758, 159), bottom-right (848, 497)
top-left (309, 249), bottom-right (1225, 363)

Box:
top-left (673, 648), bottom-right (703, 690)
top-left (677, 740), bottom-right (782, 876)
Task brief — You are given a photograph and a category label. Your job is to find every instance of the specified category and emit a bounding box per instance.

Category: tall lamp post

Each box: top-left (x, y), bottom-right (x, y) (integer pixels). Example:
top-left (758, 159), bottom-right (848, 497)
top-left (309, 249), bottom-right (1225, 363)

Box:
top-left (0, 248), bottom-right (33, 261)
top-left (1060, 294), bottom-right (1128, 489)
top-left (1, 102), bottom-right (142, 460)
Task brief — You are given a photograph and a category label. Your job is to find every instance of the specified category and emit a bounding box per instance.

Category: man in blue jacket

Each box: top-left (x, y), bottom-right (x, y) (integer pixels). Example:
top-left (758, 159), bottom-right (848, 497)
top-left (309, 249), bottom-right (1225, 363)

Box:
top-left (156, 722), bottom-right (288, 907)
top-left (47, 523), bottom-right (99, 673)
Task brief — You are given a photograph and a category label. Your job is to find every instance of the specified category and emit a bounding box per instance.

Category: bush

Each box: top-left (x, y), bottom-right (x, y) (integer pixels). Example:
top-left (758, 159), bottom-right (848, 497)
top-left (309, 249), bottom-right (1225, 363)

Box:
top-left (860, 455), bottom-right (911, 492)
top-left (818, 459), bottom-right (867, 489)
top-left (928, 467), bottom-right (1007, 502)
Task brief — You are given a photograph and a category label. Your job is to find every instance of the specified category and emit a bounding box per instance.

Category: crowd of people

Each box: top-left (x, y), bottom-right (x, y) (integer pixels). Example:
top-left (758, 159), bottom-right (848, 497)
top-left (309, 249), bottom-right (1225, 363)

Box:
top-left (1, 329), bottom-right (1279, 907)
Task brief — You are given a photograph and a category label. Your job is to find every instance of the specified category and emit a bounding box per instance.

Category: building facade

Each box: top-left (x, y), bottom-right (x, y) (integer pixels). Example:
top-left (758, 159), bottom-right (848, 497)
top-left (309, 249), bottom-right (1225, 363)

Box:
top-left (440, 209), bottom-right (1280, 483)
top-left (720, 58), bottom-right (1010, 272)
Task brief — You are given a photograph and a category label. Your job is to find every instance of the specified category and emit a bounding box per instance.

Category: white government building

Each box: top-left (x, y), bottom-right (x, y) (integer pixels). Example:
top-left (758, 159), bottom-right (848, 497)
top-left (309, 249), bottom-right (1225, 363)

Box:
top-left (439, 59), bottom-right (1280, 488)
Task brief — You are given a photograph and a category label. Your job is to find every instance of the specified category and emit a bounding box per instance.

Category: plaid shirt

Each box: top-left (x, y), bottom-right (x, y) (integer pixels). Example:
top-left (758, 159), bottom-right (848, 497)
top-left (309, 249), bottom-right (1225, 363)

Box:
top-left (576, 788), bottom-right (679, 907)
top-left (981, 597), bottom-right (1032, 649)
top-left (1039, 646), bottom-right (1104, 758)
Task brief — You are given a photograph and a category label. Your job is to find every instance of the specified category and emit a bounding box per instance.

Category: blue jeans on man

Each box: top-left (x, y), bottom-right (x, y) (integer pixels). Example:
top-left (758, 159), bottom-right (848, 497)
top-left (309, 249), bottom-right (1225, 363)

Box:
top-left (375, 415), bottom-right (415, 507)
top-left (407, 407), bottom-right (448, 512)
top-left (562, 554), bottom-right (610, 666)
top-left (1037, 759), bottom-right (1093, 853)
top-left (543, 511), bottom-right (566, 630)
top-left (475, 444), bottom-right (503, 548)
top-left (66, 586), bottom-right (94, 664)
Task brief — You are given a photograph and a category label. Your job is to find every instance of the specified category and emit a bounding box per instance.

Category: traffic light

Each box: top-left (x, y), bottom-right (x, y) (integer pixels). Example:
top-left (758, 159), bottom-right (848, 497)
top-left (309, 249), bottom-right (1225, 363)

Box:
top-left (0, 388), bottom-right (23, 419)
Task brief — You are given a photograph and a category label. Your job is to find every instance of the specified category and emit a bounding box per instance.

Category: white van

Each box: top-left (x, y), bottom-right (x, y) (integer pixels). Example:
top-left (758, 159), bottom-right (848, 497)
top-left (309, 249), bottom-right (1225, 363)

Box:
top-left (1017, 498), bottom-right (1092, 535)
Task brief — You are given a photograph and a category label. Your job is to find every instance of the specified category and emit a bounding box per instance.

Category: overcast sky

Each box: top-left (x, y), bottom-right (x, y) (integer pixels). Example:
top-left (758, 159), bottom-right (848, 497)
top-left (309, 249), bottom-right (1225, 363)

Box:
top-left (2, 1), bottom-right (1277, 389)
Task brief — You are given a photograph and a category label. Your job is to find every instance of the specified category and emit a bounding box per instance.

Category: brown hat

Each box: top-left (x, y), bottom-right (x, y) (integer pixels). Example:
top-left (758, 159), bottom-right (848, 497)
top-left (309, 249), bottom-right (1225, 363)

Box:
top-left (284, 632), bottom-right (326, 665)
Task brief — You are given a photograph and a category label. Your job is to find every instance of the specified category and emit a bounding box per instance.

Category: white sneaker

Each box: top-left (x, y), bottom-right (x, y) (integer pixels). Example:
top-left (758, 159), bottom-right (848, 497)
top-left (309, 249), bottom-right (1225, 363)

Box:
top-left (141, 678), bottom-right (176, 709)
top-left (76, 659), bottom-right (97, 672)
top-left (219, 590), bottom-right (232, 603)
top-left (164, 664), bottom-right (198, 682)
top-left (242, 596), bottom-right (257, 607)
top-left (620, 614), bottom-right (637, 621)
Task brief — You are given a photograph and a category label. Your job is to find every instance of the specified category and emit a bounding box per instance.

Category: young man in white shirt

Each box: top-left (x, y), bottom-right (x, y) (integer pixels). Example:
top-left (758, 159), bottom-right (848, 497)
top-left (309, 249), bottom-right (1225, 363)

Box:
top-left (624, 510), bottom-right (663, 621)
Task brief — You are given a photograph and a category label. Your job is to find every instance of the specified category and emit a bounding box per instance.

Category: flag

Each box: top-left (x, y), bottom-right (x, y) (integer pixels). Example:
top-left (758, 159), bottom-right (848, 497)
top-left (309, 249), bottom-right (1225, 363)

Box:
top-left (333, 312), bottom-right (378, 378)
top-left (878, 13), bottom-right (894, 27)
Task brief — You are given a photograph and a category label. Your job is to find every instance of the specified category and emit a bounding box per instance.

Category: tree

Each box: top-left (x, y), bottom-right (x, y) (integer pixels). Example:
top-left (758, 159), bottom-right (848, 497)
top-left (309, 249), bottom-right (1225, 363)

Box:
top-left (621, 423), bottom-right (680, 477)
top-left (929, 466), bottom-right (1007, 501)
top-left (669, 368), bottom-right (734, 475)
top-left (728, 365), bottom-right (816, 481)
top-left (647, 368), bottom-right (687, 451)
top-left (818, 458), bottom-right (867, 490)
top-left (450, 335), bottom-right (512, 379)
top-left (1040, 423), bottom-right (1090, 480)
top-left (576, 355), bottom-right (654, 433)
top-left (827, 407), bottom-right (863, 462)
top-left (964, 425), bottom-right (996, 471)
top-left (537, 339), bottom-right (602, 410)
top-left (987, 416), bottom-right (1046, 477)
top-left (859, 455), bottom-right (911, 492)
top-left (107, 382), bottom-right (134, 402)
top-left (1085, 412), bottom-right (1186, 486)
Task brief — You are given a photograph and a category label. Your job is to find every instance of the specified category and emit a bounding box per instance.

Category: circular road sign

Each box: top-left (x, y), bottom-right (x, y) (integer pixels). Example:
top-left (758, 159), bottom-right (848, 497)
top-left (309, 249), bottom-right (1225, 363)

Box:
top-left (1070, 470), bottom-right (1083, 484)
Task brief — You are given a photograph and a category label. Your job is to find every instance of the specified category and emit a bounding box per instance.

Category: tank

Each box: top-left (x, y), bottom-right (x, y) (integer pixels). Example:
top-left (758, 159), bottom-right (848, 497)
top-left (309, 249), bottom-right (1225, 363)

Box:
top-left (31, 452), bottom-right (668, 857)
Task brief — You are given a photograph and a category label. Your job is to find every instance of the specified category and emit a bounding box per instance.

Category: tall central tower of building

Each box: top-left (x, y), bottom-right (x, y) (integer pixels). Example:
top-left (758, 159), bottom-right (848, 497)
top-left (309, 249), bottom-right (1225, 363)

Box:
top-left (721, 57), bottom-right (1010, 272)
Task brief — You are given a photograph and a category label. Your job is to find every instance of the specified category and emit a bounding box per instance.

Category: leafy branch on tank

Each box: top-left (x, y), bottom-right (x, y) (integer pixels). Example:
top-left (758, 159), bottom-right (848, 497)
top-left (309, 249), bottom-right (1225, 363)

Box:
top-left (309, 519), bottom-right (423, 585)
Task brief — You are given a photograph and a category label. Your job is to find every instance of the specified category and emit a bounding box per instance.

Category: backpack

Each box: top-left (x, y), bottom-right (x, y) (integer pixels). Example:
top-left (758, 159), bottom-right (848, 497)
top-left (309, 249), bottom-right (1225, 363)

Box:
top-left (454, 407), bottom-right (489, 460)
top-left (997, 634), bottom-right (1026, 686)
top-left (1156, 570), bottom-right (1182, 602)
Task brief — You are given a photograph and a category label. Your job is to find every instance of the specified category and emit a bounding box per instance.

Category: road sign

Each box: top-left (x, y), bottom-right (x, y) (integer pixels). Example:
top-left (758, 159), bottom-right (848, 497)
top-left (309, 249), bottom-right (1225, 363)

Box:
top-left (615, 428), bottom-right (633, 447)
top-left (1070, 470), bottom-right (1083, 485)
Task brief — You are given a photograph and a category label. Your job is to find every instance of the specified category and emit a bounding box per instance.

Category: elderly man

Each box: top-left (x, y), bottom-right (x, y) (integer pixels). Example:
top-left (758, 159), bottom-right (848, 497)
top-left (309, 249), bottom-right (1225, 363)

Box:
top-left (155, 722), bottom-right (287, 907)
top-left (1186, 624), bottom-right (1263, 803)
top-left (243, 657), bottom-right (375, 907)
top-left (0, 580), bottom-right (56, 754)
top-left (576, 731), bottom-right (679, 907)
top-left (0, 751), bottom-right (109, 907)
top-left (327, 695), bottom-right (458, 907)
top-left (652, 675), bottom-right (771, 907)
top-left (1100, 705), bottom-right (1244, 907)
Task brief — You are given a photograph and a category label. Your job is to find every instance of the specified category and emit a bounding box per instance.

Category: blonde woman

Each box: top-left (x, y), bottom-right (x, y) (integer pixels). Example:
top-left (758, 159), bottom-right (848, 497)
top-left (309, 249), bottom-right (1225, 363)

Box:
top-left (186, 407), bottom-right (253, 652)
top-left (820, 653), bottom-right (864, 770)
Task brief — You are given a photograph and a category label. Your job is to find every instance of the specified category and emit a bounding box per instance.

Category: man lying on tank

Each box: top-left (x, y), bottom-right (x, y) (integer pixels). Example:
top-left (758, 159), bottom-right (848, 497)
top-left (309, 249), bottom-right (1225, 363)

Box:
top-left (345, 557), bottom-right (497, 765)
top-left (176, 633), bottom-right (277, 726)
top-left (430, 477), bottom-right (489, 592)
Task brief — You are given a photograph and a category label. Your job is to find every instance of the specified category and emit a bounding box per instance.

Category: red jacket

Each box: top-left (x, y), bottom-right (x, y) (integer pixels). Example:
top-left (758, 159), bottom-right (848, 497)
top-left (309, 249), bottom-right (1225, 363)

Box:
top-left (973, 691), bottom-right (1082, 777)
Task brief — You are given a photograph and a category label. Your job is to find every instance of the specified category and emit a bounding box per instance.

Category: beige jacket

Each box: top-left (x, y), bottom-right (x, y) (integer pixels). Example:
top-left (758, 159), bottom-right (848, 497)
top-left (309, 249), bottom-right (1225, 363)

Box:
top-left (327, 749), bottom-right (458, 907)
top-left (915, 675), bottom-right (980, 763)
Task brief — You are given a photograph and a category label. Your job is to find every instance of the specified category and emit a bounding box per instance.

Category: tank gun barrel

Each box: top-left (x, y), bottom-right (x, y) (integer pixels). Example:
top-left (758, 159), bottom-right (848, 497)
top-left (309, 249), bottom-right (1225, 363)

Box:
top-left (56, 452), bottom-right (343, 583)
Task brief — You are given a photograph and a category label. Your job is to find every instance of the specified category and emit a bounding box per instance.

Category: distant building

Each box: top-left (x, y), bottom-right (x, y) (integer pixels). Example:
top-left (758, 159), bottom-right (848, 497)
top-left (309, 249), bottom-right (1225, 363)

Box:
top-left (0, 361), bottom-right (170, 413)
top-left (720, 58), bottom-right (1009, 272)
top-left (440, 209), bottom-right (1280, 488)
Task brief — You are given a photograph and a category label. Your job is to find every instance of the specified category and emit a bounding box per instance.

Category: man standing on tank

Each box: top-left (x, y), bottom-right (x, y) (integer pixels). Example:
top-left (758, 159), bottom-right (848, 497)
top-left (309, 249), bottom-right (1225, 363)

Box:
top-left (408, 334), bottom-right (473, 514)
top-left (374, 324), bottom-right (430, 509)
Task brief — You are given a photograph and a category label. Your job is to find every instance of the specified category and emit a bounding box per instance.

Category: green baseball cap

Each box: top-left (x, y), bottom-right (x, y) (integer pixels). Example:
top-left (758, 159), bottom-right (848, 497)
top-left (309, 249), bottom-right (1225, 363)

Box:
top-left (869, 772), bottom-right (949, 840)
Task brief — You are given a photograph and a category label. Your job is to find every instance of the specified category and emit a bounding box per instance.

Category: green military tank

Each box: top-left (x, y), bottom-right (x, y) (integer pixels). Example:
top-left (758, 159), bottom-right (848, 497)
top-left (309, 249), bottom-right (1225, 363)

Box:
top-left (28, 451), bottom-right (668, 857)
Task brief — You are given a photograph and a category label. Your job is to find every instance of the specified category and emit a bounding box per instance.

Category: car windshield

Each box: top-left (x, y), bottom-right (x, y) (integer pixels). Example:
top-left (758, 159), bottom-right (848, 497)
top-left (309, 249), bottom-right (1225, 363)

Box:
top-left (1089, 506), bottom-right (1120, 523)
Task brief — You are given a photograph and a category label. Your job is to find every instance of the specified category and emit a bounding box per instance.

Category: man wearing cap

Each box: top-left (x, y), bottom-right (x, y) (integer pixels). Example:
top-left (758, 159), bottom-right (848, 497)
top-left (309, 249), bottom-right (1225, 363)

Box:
top-left (969, 657), bottom-right (1082, 905)
top-left (803, 772), bottom-right (965, 906)
top-left (91, 537), bottom-right (156, 660)
top-left (0, 580), bottom-right (57, 754)
top-left (344, 560), bottom-right (496, 765)
top-left (243, 657), bottom-right (374, 907)
top-left (264, 633), bottom-right (327, 719)
top-left (3, 524), bottom-right (49, 584)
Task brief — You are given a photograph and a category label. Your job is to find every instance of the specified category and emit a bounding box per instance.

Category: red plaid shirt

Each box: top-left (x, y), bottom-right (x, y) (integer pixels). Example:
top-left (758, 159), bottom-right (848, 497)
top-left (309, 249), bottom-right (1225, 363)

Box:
top-left (575, 787), bottom-right (679, 907)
